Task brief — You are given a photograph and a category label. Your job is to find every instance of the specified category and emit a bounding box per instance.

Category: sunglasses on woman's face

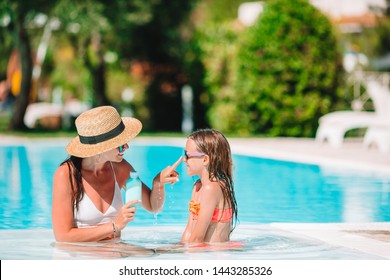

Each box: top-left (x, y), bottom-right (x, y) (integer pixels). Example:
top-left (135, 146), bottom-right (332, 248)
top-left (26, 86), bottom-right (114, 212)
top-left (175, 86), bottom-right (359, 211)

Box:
top-left (118, 144), bottom-right (127, 153)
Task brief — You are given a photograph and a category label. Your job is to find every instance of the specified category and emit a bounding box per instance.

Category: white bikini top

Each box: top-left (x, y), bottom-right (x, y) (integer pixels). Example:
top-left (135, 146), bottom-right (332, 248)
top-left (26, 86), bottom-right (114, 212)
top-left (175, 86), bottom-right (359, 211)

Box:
top-left (74, 162), bottom-right (124, 228)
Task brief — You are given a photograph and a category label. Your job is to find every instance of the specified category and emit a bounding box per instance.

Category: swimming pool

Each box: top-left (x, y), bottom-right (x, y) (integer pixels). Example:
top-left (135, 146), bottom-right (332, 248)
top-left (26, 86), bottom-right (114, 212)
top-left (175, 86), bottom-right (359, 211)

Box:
top-left (0, 138), bottom-right (390, 259)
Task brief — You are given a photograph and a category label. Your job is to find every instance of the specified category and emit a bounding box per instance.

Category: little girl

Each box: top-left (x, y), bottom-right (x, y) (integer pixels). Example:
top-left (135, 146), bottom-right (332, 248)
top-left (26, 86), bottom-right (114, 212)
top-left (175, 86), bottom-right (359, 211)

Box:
top-left (181, 129), bottom-right (238, 243)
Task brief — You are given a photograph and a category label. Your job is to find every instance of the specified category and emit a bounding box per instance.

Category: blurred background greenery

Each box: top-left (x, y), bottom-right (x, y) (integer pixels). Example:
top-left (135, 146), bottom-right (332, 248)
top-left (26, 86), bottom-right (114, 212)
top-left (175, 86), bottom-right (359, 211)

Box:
top-left (0, 0), bottom-right (389, 137)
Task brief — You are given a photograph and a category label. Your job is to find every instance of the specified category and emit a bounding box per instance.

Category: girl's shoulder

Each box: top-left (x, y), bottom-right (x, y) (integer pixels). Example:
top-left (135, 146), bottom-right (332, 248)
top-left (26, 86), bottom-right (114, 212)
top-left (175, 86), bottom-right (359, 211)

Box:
top-left (200, 181), bottom-right (222, 195)
top-left (193, 179), bottom-right (218, 191)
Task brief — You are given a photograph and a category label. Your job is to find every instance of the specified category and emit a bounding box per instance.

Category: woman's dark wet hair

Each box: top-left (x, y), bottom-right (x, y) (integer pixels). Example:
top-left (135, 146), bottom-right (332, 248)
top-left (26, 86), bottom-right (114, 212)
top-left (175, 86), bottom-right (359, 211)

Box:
top-left (61, 156), bottom-right (84, 212)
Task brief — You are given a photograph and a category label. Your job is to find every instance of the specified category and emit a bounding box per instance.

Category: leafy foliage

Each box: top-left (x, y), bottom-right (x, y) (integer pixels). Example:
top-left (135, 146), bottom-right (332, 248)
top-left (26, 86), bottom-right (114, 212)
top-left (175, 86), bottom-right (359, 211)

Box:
top-left (198, 22), bottom-right (242, 132)
top-left (208, 0), bottom-right (344, 137)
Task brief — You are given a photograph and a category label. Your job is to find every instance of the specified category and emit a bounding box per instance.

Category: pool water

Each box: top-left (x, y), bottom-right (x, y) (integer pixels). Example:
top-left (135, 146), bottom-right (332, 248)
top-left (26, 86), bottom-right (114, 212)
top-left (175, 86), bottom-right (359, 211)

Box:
top-left (0, 141), bottom-right (389, 260)
top-left (0, 225), bottom-right (382, 260)
top-left (1, 143), bottom-right (389, 230)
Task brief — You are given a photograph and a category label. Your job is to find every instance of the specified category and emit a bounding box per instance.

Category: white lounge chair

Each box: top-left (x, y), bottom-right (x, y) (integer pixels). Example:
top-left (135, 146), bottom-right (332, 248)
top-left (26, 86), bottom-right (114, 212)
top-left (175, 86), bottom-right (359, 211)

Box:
top-left (24, 99), bottom-right (91, 130)
top-left (363, 124), bottom-right (390, 153)
top-left (24, 102), bottom-right (63, 129)
top-left (315, 80), bottom-right (390, 149)
top-left (362, 81), bottom-right (390, 153)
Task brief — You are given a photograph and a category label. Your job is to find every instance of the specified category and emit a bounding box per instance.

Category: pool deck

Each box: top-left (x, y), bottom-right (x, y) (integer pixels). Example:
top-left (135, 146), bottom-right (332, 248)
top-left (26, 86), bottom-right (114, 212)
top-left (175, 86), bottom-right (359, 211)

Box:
top-left (1, 134), bottom-right (390, 259)
top-left (228, 137), bottom-right (390, 174)
top-left (229, 137), bottom-right (390, 259)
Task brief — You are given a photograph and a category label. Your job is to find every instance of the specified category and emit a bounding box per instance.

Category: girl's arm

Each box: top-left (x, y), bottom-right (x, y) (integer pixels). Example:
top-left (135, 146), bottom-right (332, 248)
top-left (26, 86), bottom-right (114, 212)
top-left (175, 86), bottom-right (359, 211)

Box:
top-left (181, 183), bottom-right (198, 242)
top-left (187, 183), bottom-right (220, 243)
top-left (181, 215), bottom-right (193, 242)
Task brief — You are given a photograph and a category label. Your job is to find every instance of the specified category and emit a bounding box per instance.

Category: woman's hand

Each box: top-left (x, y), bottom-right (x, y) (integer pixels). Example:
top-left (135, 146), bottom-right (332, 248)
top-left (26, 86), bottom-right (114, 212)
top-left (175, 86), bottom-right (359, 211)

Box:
top-left (114, 200), bottom-right (141, 231)
top-left (158, 156), bottom-right (182, 185)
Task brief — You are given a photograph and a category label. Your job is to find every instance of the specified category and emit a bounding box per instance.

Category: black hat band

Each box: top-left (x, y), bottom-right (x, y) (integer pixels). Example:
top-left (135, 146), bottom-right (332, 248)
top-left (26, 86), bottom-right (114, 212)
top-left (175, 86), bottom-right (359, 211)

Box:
top-left (79, 121), bottom-right (125, 144)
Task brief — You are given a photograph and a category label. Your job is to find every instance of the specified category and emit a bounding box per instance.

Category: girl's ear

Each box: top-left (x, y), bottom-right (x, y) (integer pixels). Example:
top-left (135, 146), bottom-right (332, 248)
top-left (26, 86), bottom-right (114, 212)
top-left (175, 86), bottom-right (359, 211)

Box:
top-left (203, 154), bottom-right (210, 166)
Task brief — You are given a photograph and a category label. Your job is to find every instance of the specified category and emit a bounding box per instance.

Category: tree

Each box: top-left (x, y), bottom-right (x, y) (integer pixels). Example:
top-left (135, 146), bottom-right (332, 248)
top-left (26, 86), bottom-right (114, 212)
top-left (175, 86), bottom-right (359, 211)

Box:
top-left (52, 0), bottom-right (114, 107)
top-left (367, 0), bottom-right (390, 69)
top-left (198, 21), bottom-right (243, 132)
top-left (188, 0), bottom-right (249, 131)
top-left (228, 0), bottom-right (343, 137)
top-left (2, 0), bottom-right (202, 132)
top-left (114, 0), bottom-right (198, 131)
top-left (52, 0), bottom-right (198, 131)
top-left (0, 0), bottom-right (58, 130)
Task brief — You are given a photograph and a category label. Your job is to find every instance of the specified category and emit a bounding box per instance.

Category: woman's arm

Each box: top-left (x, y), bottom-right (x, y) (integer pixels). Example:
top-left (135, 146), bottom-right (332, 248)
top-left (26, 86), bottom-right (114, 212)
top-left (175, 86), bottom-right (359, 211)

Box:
top-left (141, 157), bottom-right (182, 213)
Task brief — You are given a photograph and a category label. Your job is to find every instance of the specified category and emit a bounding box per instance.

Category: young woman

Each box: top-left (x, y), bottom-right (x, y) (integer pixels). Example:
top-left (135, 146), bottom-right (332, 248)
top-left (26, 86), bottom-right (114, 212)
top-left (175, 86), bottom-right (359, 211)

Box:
top-left (52, 106), bottom-right (181, 242)
top-left (181, 129), bottom-right (238, 243)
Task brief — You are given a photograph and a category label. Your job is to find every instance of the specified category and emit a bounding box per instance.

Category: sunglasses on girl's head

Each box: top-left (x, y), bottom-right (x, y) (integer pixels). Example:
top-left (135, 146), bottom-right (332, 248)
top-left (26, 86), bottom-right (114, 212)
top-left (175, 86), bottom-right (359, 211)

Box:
top-left (183, 151), bottom-right (205, 160)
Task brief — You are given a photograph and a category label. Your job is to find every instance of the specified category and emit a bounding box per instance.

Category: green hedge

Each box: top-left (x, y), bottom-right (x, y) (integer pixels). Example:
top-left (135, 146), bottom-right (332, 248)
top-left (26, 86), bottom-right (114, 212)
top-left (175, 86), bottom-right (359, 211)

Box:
top-left (208, 0), bottom-right (344, 137)
top-left (197, 22), bottom-right (242, 132)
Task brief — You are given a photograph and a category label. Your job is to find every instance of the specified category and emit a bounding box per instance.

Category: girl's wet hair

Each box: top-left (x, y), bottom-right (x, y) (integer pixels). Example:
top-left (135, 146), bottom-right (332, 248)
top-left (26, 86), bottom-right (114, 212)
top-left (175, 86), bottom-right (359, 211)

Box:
top-left (189, 128), bottom-right (238, 234)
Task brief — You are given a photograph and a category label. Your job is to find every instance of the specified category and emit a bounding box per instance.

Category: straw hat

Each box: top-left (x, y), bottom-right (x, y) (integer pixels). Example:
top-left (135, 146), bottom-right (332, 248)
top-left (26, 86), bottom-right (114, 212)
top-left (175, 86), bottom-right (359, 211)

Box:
top-left (66, 106), bottom-right (142, 158)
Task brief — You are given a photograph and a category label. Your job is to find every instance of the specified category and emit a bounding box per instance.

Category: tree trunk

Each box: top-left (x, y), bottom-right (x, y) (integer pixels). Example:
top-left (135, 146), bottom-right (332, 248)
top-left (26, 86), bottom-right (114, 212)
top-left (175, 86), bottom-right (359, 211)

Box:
top-left (85, 31), bottom-right (110, 107)
top-left (8, 19), bottom-right (32, 131)
top-left (91, 60), bottom-right (110, 107)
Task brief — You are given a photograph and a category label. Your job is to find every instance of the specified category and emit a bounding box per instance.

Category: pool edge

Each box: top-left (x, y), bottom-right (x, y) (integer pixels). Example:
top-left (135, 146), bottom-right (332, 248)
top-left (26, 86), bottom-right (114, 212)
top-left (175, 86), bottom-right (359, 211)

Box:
top-left (270, 222), bottom-right (390, 259)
